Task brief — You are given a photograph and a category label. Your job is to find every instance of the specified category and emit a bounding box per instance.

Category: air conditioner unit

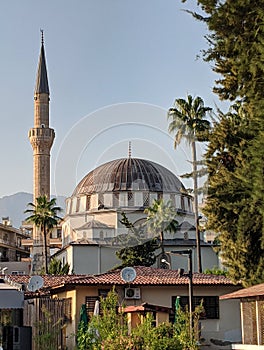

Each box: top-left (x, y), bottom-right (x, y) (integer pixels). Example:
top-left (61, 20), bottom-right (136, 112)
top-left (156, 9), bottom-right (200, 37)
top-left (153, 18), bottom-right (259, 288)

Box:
top-left (125, 288), bottom-right (141, 299)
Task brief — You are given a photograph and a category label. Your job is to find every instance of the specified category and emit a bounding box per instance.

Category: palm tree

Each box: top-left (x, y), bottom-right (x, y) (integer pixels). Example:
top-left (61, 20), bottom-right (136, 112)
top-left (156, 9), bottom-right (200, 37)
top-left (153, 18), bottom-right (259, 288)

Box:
top-left (144, 199), bottom-right (178, 265)
top-left (167, 95), bottom-right (211, 272)
top-left (25, 195), bottom-right (62, 274)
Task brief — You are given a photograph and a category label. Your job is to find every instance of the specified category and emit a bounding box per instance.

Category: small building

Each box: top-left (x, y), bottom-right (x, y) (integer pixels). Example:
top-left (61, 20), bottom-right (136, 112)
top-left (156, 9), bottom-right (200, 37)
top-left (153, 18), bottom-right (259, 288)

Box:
top-left (0, 277), bottom-right (32, 350)
top-left (0, 218), bottom-right (30, 268)
top-left (221, 283), bottom-right (264, 350)
top-left (9, 267), bottom-right (242, 350)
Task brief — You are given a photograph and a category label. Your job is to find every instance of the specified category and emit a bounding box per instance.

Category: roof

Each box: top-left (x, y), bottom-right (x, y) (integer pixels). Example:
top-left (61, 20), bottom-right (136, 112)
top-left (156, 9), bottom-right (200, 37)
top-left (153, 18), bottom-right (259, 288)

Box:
top-left (76, 220), bottom-right (114, 230)
top-left (123, 303), bottom-right (172, 314)
top-left (220, 283), bottom-right (264, 300)
top-left (35, 42), bottom-right (49, 94)
top-left (6, 266), bottom-right (236, 297)
top-left (72, 157), bottom-right (184, 196)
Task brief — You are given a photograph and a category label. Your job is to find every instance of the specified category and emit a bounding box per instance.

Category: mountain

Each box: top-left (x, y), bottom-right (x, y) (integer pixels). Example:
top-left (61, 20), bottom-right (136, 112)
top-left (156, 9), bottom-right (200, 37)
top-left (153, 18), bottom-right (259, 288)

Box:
top-left (0, 192), bottom-right (66, 228)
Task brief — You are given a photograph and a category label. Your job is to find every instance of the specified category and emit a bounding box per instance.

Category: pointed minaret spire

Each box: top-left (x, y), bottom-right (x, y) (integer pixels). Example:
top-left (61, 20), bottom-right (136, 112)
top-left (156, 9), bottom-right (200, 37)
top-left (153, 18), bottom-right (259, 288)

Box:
top-left (35, 30), bottom-right (49, 94)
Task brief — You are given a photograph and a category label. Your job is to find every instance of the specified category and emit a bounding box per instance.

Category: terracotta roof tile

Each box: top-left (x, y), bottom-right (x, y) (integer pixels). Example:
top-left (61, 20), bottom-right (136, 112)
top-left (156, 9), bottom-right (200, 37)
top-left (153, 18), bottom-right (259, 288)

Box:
top-left (220, 283), bottom-right (264, 300)
top-left (5, 266), bottom-right (235, 297)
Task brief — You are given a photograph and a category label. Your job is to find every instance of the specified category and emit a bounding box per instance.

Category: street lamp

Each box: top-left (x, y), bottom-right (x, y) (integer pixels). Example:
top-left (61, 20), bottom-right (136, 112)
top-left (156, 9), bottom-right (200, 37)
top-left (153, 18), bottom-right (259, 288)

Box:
top-left (169, 249), bottom-right (193, 335)
top-left (161, 258), bottom-right (171, 268)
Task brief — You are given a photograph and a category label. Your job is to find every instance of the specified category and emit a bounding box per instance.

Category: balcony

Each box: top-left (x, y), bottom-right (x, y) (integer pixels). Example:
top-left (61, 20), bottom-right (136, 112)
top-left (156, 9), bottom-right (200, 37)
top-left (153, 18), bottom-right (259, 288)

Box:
top-left (21, 238), bottom-right (62, 248)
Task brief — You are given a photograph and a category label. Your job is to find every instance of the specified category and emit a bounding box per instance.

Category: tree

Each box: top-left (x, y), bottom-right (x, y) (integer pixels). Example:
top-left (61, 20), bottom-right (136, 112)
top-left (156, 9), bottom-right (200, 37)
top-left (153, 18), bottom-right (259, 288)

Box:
top-left (202, 104), bottom-right (264, 285)
top-left (167, 95), bottom-right (211, 272)
top-left (48, 257), bottom-right (70, 275)
top-left (116, 212), bottom-right (159, 267)
top-left (182, 0), bottom-right (264, 285)
top-left (25, 196), bottom-right (62, 274)
top-left (144, 199), bottom-right (179, 263)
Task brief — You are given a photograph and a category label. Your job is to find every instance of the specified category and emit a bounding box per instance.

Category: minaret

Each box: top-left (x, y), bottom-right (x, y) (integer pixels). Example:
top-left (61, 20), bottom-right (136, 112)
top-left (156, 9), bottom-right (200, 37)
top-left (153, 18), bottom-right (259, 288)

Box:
top-left (28, 31), bottom-right (55, 273)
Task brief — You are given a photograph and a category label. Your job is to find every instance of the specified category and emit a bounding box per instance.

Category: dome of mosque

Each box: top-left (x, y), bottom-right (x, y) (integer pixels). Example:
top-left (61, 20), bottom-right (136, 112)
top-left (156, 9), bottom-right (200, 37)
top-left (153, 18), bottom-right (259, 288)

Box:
top-left (72, 157), bottom-right (184, 196)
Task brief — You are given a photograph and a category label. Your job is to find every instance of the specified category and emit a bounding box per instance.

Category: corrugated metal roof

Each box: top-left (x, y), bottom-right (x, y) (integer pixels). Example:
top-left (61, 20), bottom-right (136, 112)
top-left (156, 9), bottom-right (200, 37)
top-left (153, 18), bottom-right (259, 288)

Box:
top-left (72, 158), bottom-right (184, 196)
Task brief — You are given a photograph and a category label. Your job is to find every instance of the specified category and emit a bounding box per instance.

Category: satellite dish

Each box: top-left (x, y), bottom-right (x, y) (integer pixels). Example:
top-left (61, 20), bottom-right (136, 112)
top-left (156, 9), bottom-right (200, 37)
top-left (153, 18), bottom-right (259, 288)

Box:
top-left (120, 267), bottom-right (137, 283)
top-left (27, 275), bottom-right (44, 292)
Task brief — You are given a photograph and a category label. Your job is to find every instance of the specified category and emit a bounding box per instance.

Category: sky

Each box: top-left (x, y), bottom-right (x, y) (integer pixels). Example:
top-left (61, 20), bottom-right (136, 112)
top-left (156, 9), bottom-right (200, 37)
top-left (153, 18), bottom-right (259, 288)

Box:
top-left (0, 0), bottom-right (221, 199)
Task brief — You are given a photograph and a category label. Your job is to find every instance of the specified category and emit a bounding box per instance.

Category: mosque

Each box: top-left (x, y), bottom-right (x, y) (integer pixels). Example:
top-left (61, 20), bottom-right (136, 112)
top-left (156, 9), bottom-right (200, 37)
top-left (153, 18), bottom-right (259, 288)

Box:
top-left (27, 34), bottom-right (218, 274)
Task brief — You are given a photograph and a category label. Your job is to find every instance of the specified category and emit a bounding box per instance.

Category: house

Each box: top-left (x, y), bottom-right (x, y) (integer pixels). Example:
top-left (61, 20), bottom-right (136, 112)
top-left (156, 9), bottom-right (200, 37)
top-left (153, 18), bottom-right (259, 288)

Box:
top-left (221, 283), bottom-right (264, 350)
top-left (7, 267), bottom-right (242, 350)
top-left (0, 218), bottom-right (30, 263)
top-left (0, 277), bottom-right (32, 349)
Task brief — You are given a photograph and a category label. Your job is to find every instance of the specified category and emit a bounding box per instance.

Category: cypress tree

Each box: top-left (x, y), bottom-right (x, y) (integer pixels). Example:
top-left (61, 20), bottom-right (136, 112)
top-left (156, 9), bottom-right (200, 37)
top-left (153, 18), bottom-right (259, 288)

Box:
top-left (183, 0), bottom-right (264, 285)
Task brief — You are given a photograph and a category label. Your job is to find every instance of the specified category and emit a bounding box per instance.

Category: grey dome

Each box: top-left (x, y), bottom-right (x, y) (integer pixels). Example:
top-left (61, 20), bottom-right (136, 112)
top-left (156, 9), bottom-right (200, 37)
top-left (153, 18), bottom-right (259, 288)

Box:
top-left (73, 158), bottom-right (184, 196)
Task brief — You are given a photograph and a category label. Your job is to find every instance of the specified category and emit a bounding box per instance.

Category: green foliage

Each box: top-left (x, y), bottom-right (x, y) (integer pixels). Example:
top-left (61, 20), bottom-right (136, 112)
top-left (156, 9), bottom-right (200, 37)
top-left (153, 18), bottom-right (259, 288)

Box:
top-left (48, 257), bottom-right (70, 275)
top-left (182, 0), bottom-right (264, 286)
top-left (204, 266), bottom-right (228, 277)
top-left (25, 195), bottom-right (62, 274)
top-left (167, 94), bottom-right (211, 272)
top-left (167, 94), bottom-right (212, 146)
top-left (202, 103), bottom-right (264, 286)
top-left (76, 288), bottom-right (201, 350)
top-left (144, 199), bottom-right (179, 256)
top-left (116, 238), bottom-right (158, 268)
top-left (173, 305), bottom-right (202, 350)
top-left (116, 212), bottom-right (159, 267)
top-left (144, 199), bottom-right (179, 236)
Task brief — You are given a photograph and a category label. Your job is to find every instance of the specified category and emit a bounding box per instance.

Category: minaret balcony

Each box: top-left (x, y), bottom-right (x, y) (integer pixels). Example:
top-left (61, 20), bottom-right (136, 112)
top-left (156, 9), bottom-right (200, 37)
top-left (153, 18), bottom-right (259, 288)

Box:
top-left (28, 127), bottom-right (55, 138)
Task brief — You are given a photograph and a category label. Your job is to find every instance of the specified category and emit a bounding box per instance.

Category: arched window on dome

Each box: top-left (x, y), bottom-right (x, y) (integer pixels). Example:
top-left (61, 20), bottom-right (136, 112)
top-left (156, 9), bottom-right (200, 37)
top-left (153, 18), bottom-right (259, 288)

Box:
top-left (170, 194), bottom-right (176, 207)
top-left (181, 195), bottom-right (185, 211)
top-left (76, 198), bottom-right (80, 212)
top-left (143, 192), bottom-right (150, 207)
top-left (86, 195), bottom-right (91, 211)
top-left (187, 197), bottom-right (192, 212)
top-left (113, 193), bottom-right (119, 207)
top-left (128, 192), bottom-right (134, 206)
top-left (98, 193), bottom-right (104, 208)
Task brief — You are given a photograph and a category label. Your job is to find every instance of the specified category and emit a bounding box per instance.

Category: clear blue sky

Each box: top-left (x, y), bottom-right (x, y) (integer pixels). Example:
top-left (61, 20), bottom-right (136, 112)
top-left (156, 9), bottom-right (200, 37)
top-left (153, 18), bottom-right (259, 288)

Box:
top-left (0, 0), bottom-right (220, 199)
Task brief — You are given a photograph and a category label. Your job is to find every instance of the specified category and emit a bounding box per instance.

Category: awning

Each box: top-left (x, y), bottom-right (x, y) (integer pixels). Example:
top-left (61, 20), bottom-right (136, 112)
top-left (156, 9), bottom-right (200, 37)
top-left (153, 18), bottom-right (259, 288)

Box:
top-left (0, 290), bottom-right (24, 309)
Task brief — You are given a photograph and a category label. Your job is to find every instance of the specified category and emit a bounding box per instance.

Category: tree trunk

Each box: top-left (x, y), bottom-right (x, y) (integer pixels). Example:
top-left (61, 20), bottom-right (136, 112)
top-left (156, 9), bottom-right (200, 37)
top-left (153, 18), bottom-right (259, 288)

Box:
top-left (43, 223), bottom-right (48, 274)
top-left (191, 140), bottom-right (202, 272)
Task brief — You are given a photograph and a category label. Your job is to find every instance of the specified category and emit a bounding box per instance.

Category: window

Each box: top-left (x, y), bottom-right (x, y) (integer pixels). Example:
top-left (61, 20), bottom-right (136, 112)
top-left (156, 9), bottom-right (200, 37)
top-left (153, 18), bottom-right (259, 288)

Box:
top-left (85, 291), bottom-right (110, 318)
top-left (76, 197), bottom-right (80, 212)
top-left (128, 192), bottom-right (134, 206)
top-left (57, 228), bottom-right (62, 238)
top-left (85, 296), bottom-right (99, 319)
top-left (171, 296), bottom-right (219, 319)
top-left (98, 193), bottom-right (104, 207)
top-left (143, 192), bottom-right (150, 207)
top-left (113, 193), bottom-right (119, 207)
top-left (86, 195), bottom-right (91, 211)
top-left (181, 196), bottom-right (185, 211)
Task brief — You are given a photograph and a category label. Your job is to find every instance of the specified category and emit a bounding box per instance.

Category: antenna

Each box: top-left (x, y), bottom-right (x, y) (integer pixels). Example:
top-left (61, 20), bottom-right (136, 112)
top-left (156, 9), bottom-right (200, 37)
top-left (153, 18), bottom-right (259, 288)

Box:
top-left (128, 141), bottom-right (131, 158)
top-left (40, 29), bottom-right (44, 45)
top-left (27, 275), bottom-right (44, 292)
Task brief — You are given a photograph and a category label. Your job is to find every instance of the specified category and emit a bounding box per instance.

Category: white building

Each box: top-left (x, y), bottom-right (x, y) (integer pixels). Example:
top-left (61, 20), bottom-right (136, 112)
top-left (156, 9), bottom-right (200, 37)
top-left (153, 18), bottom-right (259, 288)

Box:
top-left (54, 157), bottom-right (219, 274)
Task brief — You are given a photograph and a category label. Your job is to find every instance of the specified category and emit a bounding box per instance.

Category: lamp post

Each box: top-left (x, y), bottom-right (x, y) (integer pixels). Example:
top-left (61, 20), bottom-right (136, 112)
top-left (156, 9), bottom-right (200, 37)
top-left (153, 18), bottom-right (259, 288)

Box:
top-left (170, 249), bottom-right (193, 336)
